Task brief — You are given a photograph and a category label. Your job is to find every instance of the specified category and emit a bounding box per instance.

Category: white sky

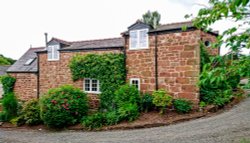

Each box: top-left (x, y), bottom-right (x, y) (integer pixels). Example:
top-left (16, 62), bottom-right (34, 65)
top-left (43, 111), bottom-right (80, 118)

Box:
top-left (0, 0), bottom-right (248, 59)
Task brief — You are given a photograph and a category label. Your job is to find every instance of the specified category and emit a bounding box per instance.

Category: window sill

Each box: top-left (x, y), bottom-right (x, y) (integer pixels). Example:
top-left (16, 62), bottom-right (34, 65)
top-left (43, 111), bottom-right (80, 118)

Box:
top-left (48, 59), bottom-right (60, 61)
top-left (128, 47), bottom-right (149, 51)
top-left (84, 91), bottom-right (101, 94)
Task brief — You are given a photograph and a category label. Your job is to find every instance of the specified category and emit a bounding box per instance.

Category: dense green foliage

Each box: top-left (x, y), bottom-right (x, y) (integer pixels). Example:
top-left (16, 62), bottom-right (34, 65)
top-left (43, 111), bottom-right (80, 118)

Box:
top-left (0, 92), bottom-right (18, 121)
top-left (40, 85), bottom-right (88, 128)
top-left (114, 84), bottom-right (140, 121)
top-left (142, 10), bottom-right (161, 29)
top-left (0, 54), bottom-right (15, 65)
top-left (16, 99), bottom-right (42, 126)
top-left (69, 53), bottom-right (126, 111)
top-left (173, 99), bottom-right (192, 114)
top-left (82, 85), bottom-right (141, 129)
top-left (1, 75), bottom-right (16, 96)
top-left (152, 89), bottom-right (173, 114)
top-left (141, 93), bottom-right (154, 112)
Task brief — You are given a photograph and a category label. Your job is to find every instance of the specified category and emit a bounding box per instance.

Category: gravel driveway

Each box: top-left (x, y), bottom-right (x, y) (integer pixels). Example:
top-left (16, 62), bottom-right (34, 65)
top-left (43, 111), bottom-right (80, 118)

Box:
top-left (0, 98), bottom-right (250, 143)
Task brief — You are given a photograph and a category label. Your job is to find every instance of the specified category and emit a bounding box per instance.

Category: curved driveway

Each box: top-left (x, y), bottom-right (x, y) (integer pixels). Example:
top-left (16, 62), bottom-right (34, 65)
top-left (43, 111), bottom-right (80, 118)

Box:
top-left (0, 98), bottom-right (250, 143)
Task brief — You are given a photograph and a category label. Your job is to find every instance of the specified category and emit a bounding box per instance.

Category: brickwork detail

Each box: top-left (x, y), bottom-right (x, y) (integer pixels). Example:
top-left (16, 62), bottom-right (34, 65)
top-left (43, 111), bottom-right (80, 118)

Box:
top-left (9, 73), bottom-right (38, 101)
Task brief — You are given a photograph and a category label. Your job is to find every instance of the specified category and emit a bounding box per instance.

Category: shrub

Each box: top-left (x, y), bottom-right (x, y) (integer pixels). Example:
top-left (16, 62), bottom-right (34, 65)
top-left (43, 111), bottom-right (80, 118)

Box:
top-left (141, 93), bottom-right (154, 112)
top-left (40, 85), bottom-right (88, 128)
top-left (114, 84), bottom-right (140, 121)
top-left (118, 103), bottom-right (139, 122)
top-left (19, 99), bottom-right (42, 125)
top-left (0, 92), bottom-right (18, 121)
top-left (104, 111), bottom-right (119, 125)
top-left (114, 84), bottom-right (141, 107)
top-left (173, 99), bottom-right (192, 114)
top-left (1, 75), bottom-right (16, 96)
top-left (152, 89), bottom-right (173, 114)
top-left (82, 113), bottom-right (105, 130)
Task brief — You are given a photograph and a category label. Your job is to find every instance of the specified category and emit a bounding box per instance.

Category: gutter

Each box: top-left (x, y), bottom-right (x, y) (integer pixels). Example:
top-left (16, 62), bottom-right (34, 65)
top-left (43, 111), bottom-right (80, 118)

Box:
top-left (154, 33), bottom-right (159, 90)
top-left (37, 54), bottom-right (40, 99)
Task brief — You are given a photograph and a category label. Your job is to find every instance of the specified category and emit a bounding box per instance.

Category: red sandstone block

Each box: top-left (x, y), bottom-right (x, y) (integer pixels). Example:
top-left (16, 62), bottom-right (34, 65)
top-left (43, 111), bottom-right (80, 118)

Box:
top-left (184, 71), bottom-right (199, 77)
top-left (181, 85), bottom-right (198, 92)
top-left (180, 51), bottom-right (194, 58)
top-left (178, 92), bottom-right (196, 100)
top-left (176, 77), bottom-right (190, 84)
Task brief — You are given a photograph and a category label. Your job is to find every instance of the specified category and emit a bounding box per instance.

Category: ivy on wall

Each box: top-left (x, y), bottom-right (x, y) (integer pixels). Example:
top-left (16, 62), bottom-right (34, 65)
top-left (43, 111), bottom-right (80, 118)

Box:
top-left (1, 75), bottom-right (16, 96)
top-left (69, 53), bottom-right (126, 111)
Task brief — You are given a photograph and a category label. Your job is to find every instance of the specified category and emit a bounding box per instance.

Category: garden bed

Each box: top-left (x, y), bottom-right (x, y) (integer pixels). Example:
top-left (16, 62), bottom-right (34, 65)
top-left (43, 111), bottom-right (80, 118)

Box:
top-left (0, 95), bottom-right (245, 131)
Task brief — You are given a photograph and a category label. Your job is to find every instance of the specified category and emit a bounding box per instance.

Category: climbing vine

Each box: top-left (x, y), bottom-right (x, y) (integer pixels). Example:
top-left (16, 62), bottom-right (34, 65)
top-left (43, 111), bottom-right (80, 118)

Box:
top-left (1, 75), bottom-right (16, 96)
top-left (69, 53), bottom-right (126, 111)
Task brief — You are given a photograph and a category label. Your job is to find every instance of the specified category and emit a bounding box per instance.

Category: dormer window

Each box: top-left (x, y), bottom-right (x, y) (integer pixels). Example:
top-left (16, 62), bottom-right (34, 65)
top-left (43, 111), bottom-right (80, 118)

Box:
top-left (129, 29), bottom-right (149, 49)
top-left (48, 45), bottom-right (59, 61)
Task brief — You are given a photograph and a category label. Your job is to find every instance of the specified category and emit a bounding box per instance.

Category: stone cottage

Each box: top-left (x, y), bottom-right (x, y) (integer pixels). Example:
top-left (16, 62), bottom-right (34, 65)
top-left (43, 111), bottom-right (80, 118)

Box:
top-left (7, 21), bottom-right (218, 107)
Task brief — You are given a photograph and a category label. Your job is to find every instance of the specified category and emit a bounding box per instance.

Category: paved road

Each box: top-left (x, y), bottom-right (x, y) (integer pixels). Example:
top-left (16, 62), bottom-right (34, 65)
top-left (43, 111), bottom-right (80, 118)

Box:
top-left (0, 98), bottom-right (250, 143)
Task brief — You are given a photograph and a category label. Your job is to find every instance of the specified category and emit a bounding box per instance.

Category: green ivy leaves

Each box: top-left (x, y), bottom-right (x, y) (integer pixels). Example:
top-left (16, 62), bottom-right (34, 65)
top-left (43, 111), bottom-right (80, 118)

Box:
top-left (69, 53), bottom-right (126, 111)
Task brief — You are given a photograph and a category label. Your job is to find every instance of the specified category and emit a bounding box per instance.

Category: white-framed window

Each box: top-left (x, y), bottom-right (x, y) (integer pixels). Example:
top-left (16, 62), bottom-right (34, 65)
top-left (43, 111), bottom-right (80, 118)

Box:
top-left (130, 78), bottom-right (140, 91)
top-left (48, 45), bottom-right (60, 61)
top-left (129, 29), bottom-right (149, 49)
top-left (84, 78), bottom-right (100, 94)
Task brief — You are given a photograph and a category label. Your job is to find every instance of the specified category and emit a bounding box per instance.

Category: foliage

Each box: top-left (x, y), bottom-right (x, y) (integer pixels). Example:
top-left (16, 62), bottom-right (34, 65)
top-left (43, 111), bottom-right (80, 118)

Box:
top-left (82, 111), bottom-right (119, 130)
top-left (142, 10), bottom-right (161, 29)
top-left (0, 54), bottom-right (15, 65)
top-left (40, 85), bottom-right (88, 128)
top-left (189, 0), bottom-right (250, 53)
top-left (114, 84), bottom-right (140, 121)
top-left (173, 99), bottom-right (192, 114)
top-left (1, 75), bottom-right (16, 96)
top-left (0, 92), bottom-right (18, 121)
top-left (117, 103), bottom-right (139, 122)
top-left (82, 113), bottom-right (106, 130)
top-left (17, 99), bottom-right (42, 126)
top-left (152, 89), bottom-right (173, 114)
top-left (141, 93), bottom-right (154, 112)
top-left (199, 101), bottom-right (207, 108)
top-left (69, 53), bottom-right (126, 111)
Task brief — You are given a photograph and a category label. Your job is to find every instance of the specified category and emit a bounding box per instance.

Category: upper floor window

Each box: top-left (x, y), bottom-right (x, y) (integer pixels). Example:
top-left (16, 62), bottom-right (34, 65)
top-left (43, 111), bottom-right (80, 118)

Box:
top-left (129, 29), bottom-right (148, 49)
top-left (48, 45), bottom-right (59, 60)
top-left (84, 78), bottom-right (100, 94)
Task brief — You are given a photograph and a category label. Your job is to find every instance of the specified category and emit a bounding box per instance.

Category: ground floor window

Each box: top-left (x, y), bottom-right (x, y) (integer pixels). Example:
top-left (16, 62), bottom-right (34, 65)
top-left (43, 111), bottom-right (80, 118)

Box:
top-left (130, 78), bottom-right (140, 91)
top-left (84, 78), bottom-right (100, 94)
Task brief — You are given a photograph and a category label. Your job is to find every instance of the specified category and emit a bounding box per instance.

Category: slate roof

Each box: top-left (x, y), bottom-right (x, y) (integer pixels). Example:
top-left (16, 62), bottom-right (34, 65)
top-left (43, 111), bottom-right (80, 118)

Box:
top-left (59, 37), bottom-right (124, 51)
top-left (7, 47), bottom-right (44, 73)
top-left (0, 66), bottom-right (11, 75)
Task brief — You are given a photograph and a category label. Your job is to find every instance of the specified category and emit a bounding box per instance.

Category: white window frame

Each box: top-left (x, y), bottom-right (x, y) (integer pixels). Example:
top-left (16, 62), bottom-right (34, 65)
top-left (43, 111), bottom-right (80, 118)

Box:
top-left (129, 29), bottom-right (149, 50)
top-left (83, 78), bottom-right (101, 94)
top-left (130, 78), bottom-right (140, 91)
top-left (48, 45), bottom-right (60, 61)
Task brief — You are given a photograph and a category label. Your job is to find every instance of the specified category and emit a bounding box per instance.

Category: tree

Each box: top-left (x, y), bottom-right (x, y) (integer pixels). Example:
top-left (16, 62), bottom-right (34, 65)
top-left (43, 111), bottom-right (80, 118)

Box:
top-left (0, 54), bottom-right (15, 65)
top-left (191, 0), bottom-right (250, 53)
top-left (142, 11), bottom-right (161, 29)
top-left (187, 0), bottom-right (250, 105)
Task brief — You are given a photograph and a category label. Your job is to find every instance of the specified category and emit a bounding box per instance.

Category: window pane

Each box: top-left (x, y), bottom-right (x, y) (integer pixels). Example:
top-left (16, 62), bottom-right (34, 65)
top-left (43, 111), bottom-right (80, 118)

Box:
top-left (48, 46), bottom-right (52, 59)
top-left (139, 30), bottom-right (148, 48)
top-left (131, 80), bottom-right (139, 89)
top-left (92, 79), bottom-right (97, 91)
top-left (130, 31), bottom-right (138, 48)
top-left (53, 45), bottom-right (59, 59)
top-left (85, 79), bottom-right (90, 91)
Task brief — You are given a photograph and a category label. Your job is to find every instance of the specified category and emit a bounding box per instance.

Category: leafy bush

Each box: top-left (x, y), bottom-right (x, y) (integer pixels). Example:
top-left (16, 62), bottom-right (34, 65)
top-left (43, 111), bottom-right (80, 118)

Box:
top-left (0, 92), bottom-right (18, 121)
top-left (141, 93), bottom-right (154, 112)
top-left (18, 99), bottom-right (42, 125)
top-left (114, 84), bottom-right (140, 121)
top-left (152, 89), bottom-right (173, 114)
top-left (82, 113), bottom-right (105, 130)
top-left (1, 75), bottom-right (16, 96)
top-left (40, 85), bottom-right (88, 128)
top-left (118, 103), bottom-right (139, 122)
top-left (82, 111), bottom-right (119, 130)
top-left (173, 99), bottom-right (192, 114)
top-left (69, 53), bottom-right (126, 111)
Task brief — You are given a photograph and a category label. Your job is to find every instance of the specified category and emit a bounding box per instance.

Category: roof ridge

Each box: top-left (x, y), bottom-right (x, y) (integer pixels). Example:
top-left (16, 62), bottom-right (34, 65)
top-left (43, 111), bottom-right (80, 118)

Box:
top-left (70, 37), bottom-right (123, 43)
top-left (30, 47), bottom-right (45, 49)
top-left (160, 21), bottom-right (193, 27)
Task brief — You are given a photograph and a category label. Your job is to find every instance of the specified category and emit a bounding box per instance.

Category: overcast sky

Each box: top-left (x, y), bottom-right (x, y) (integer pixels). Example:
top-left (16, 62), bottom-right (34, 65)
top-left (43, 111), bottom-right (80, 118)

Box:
top-left (0, 0), bottom-right (248, 59)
